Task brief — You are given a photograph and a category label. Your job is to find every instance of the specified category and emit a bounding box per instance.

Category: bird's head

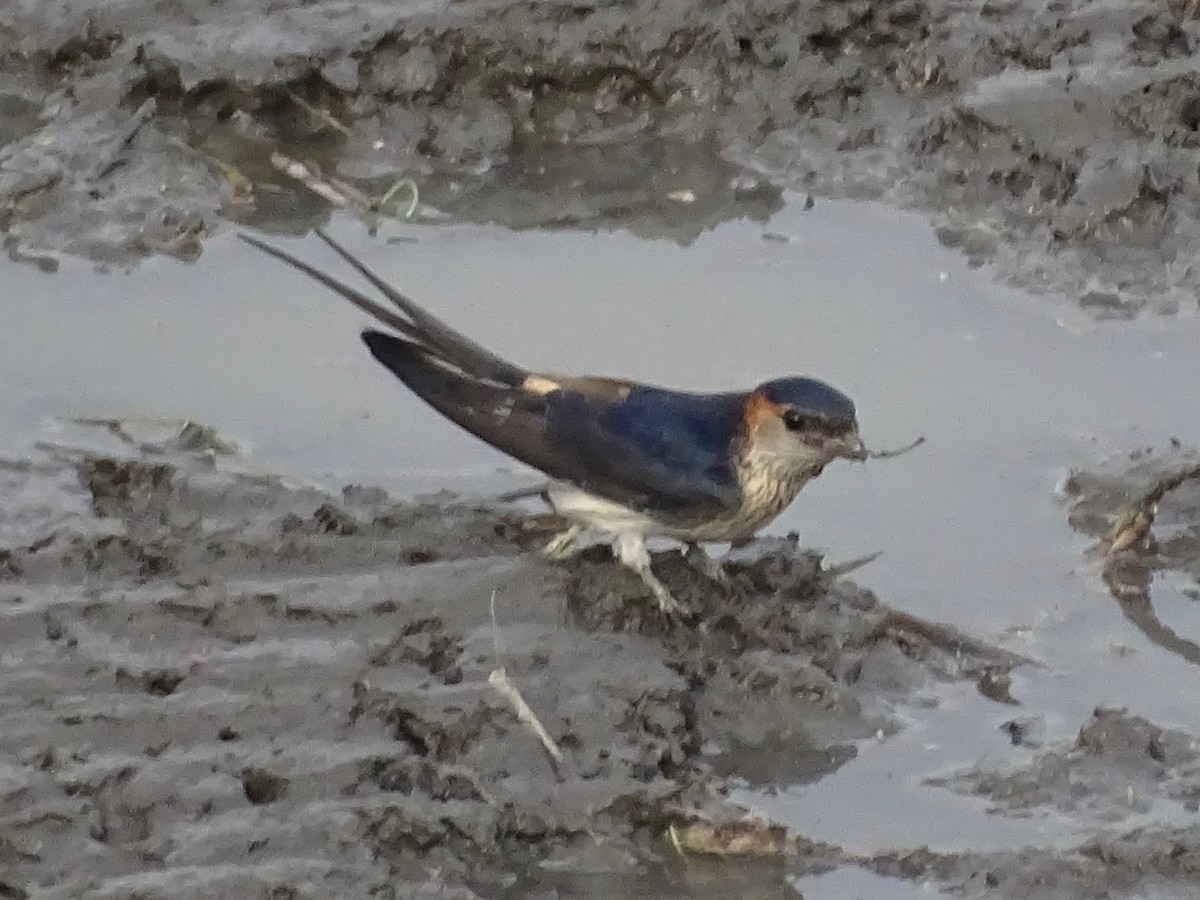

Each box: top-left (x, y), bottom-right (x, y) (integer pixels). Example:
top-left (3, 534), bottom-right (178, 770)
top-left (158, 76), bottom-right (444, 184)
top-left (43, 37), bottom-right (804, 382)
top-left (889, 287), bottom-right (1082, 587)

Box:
top-left (743, 377), bottom-right (862, 472)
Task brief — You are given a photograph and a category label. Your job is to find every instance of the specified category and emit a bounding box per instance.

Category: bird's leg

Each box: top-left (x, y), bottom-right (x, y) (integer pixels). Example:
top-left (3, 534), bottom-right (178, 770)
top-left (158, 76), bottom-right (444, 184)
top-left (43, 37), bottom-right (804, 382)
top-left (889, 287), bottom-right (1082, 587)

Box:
top-left (685, 542), bottom-right (731, 587)
top-left (542, 523), bottom-right (586, 560)
top-left (613, 532), bottom-right (688, 616)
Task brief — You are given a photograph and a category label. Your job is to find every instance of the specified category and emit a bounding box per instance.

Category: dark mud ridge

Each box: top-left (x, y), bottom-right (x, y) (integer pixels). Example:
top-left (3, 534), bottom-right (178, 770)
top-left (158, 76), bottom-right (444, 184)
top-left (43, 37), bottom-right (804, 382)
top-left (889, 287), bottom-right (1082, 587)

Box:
top-left (1, 0), bottom-right (1199, 314)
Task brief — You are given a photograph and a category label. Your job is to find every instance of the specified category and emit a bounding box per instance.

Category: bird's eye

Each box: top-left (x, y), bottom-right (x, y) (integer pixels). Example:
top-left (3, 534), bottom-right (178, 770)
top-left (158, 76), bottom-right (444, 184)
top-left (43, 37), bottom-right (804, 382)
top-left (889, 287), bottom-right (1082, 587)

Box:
top-left (782, 409), bottom-right (812, 431)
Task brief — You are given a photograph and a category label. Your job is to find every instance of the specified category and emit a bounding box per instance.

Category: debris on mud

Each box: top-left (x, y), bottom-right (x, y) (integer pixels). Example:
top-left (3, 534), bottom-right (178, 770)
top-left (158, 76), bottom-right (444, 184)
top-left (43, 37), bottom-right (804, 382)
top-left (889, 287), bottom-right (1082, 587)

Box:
top-left (1, 0), bottom-right (1200, 314)
top-left (0, 435), bottom-right (1021, 898)
top-left (1062, 445), bottom-right (1200, 663)
top-left (667, 813), bottom-right (843, 863)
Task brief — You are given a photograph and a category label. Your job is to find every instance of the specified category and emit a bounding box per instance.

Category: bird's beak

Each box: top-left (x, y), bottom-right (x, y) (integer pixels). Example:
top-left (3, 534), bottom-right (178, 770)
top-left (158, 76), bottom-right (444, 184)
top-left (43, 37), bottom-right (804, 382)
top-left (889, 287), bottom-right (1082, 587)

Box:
top-left (838, 429), bottom-right (867, 461)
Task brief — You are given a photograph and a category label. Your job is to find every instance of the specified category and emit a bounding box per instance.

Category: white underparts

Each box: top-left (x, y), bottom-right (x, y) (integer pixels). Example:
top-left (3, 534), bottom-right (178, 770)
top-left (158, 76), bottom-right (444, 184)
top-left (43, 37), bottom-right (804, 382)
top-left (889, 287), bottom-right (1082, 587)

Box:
top-left (545, 441), bottom-right (824, 543)
top-left (547, 485), bottom-right (663, 536)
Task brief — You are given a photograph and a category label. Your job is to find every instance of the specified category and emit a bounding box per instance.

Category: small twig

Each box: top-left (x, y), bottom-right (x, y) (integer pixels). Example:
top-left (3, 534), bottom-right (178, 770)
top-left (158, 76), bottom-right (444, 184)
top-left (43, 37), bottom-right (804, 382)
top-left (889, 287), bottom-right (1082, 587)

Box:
top-left (864, 435), bottom-right (926, 459)
top-left (489, 589), bottom-right (502, 662)
top-left (1095, 463), bottom-right (1200, 667)
top-left (269, 151), bottom-right (374, 216)
top-left (847, 435), bottom-right (926, 462)
top-left (878, 608), bottom-right (1037, 670)
top-left (89, 99), bottom-right (157, 182)
top-left (1104, 463), bottom-right (1200, 560)
top-left (167, 136), bottom-right (254, 195)
top-left (488, 668), bottom-right (565, 767)
top-left (284, 89), bottom-right (352, 136)
top-left (486, 589), bottom-right (566, 774)
top-left (665, 816), bottom-right (834, 858)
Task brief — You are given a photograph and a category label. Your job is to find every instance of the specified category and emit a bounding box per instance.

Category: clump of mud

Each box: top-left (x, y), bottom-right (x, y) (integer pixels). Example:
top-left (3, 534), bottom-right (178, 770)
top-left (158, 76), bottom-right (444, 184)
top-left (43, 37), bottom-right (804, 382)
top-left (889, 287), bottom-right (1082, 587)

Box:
top-left (1062, 444), bottom-right (1200, 663)
top-left (1064, 444), bottom-right (1200, 586)
top-left (932, 707), bottom-right (1200, 822)
top-left (0, 434), bottom-right (1019, 898)
top-left (875, 821), bottom-right (1200, 900)
top-left (2, 0), bottom-right (1200, 314)
top-left (873, 704), bottom-right (1200, 900)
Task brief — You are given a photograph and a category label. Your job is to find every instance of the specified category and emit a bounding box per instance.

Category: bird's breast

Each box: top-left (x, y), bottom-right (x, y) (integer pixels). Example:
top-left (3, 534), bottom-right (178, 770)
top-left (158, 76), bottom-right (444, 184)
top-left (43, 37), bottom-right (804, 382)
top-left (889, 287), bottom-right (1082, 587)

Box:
top-left (544, 449), bottom-right (818, 543)
top-left (687, 457), bottom-right (812, 541)
top-left (650, 452), bottom-right (815, 543)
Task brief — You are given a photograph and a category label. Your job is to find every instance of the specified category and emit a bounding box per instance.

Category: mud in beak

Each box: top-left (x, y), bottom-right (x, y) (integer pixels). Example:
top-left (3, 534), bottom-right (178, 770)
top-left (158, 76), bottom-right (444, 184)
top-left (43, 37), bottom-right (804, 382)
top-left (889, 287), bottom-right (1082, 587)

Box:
top-left (837, 429), bottom-right (867, 461)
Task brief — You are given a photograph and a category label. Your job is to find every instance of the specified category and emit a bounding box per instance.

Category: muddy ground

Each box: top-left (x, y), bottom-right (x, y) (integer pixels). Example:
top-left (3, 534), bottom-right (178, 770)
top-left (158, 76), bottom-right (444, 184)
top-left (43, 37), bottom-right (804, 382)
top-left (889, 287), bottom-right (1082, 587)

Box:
top-left (4, 0), bottom-right (1200, 898)
top-left (0, 432), bottom-right (1021, 899)
top-left (0, 0), bottom-right (1199, 314)
top-left (5, 431), bottom-right (1200, 899)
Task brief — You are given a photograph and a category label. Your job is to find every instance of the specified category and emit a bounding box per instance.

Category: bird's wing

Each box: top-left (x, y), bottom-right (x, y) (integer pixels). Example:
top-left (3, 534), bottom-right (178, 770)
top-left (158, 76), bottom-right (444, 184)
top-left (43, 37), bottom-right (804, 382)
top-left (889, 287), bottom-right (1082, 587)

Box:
top-left (362, 332), bottom-right (741, 517)
top-left (242, 231), bottom-right (741, 516)
top-left (540, 388), bottom-right (744, 516)
top-left (358, 329), bottom-right (568, 478)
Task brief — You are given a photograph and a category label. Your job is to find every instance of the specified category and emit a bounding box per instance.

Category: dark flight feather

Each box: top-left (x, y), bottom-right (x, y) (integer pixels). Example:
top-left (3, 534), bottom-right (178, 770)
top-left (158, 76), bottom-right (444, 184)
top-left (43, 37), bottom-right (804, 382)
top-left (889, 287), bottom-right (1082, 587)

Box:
top-left (359, 330), bottom-right (563, 477)
top-left (310, 230), bottom-right (525, 387)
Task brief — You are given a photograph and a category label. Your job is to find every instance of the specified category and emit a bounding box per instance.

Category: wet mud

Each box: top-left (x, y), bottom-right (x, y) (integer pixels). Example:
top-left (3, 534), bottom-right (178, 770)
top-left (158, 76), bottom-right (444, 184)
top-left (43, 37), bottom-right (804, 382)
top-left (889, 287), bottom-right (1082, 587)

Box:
top-left (0, 0), bottom-right (1198, 314)
top-left (932, 707), bottom-right (1200, 823)
top-left (0, 435), bottom-right (1023, 898)
top-left (847, 446), bottom-right (1200, 898)
top-left (874, 706), bottom-right (1200, 898)
top-left (7, 431), bottom-right (1199, 897)
top-left (5, 0), bottom-right (1200, 896)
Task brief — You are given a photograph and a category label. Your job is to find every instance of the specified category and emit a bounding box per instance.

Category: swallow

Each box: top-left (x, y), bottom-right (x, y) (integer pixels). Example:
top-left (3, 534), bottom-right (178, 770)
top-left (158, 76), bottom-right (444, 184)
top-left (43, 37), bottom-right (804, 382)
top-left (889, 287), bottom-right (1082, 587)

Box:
top-left (240, 229), bottom-right (865, 616)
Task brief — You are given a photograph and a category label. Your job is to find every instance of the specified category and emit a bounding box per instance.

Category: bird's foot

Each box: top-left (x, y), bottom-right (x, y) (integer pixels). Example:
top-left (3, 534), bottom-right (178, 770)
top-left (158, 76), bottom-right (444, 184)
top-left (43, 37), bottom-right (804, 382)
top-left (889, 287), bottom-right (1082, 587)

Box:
top-left (685, 542), bottom-right (732, 588)
top-left (645, 577), bottom-right (690, 617)
top-left (542, 524), bottom-right (585, 561)
top-left (613, 532), bottom-right (693, 618)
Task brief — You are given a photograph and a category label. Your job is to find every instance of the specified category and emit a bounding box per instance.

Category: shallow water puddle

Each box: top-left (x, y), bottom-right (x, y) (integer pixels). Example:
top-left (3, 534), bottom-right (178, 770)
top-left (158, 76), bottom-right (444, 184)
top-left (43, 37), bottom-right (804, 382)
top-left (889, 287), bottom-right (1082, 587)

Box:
top-left (793, 866), bottom-right (950, 899)
top-left (5, 196), bottom-right (1200, 862)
